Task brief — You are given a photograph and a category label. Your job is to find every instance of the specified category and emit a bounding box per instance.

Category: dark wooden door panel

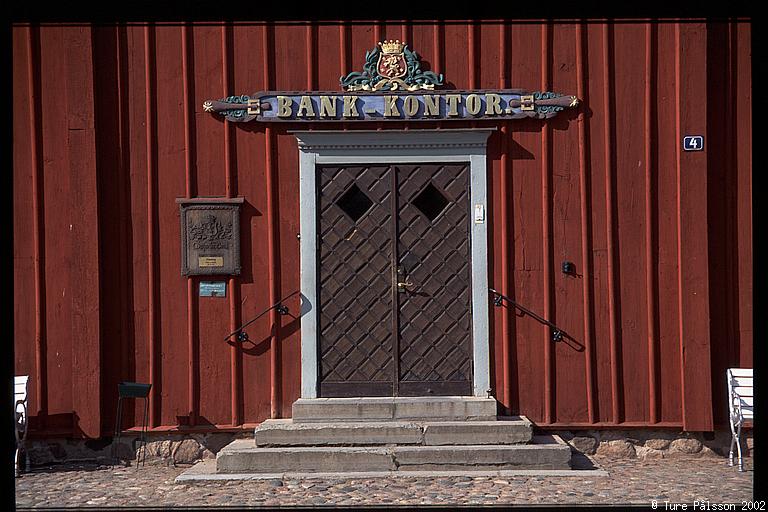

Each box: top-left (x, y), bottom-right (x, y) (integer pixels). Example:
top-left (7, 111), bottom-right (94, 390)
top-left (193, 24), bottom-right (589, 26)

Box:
top-left (318, 165), bottom-right (394, 397)
top-left (318, 163), bottom-right (472, 397)
top-left (396, 164), bottom-right (472, 396)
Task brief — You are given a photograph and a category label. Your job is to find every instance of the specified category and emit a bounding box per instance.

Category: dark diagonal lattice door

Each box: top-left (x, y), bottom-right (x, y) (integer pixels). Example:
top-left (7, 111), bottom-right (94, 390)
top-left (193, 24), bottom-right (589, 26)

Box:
top-left (396, 164), bottom-right (472, 395)
top-left (318, 165), bottom-right (394, 396)
top-left (318, 163), bottom-right (472, 397)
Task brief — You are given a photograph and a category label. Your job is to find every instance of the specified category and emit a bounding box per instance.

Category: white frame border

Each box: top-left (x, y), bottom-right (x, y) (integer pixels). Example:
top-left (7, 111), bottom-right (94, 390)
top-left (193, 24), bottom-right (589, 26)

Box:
top-left (294, 129), bottom-right (494, 398)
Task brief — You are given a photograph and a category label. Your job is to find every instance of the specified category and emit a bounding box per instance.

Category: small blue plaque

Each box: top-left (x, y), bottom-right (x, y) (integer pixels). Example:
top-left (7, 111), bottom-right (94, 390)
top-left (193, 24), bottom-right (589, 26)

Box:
top-left (200, 281), bottom-right (226, 297)
top-left (683, 135), bottom-right (704, 151)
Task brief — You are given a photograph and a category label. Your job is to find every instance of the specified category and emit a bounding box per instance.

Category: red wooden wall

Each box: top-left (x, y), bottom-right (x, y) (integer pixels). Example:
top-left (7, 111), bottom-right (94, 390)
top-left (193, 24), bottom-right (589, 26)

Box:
top-left (13, 20), bottom-right (752, 438)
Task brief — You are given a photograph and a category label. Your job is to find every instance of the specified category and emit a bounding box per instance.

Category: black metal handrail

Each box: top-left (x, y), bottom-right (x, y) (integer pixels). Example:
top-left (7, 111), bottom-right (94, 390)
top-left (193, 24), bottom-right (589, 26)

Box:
top-left (489, 288), bottom-right (566, 342)
top-left (224, 291), bottom-right (299, 342)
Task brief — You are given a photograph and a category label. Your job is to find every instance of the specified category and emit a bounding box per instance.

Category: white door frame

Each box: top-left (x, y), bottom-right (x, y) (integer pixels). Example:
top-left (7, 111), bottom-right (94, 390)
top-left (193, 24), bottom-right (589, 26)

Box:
top-left (293, 129), bottom-right (495, 398)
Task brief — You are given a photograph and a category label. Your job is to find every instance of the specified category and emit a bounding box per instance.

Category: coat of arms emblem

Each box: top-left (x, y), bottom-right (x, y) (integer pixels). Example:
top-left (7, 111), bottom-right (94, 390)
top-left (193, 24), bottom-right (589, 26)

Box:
top-left (376, 40), bottom-right (407, 79)
top-left (340, 40), bottom-right (444, 91)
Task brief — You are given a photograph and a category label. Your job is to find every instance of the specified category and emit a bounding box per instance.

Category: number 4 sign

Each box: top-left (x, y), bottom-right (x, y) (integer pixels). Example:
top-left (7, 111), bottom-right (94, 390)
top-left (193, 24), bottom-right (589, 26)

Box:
top-left (683, 135), bottom-right (704, 151)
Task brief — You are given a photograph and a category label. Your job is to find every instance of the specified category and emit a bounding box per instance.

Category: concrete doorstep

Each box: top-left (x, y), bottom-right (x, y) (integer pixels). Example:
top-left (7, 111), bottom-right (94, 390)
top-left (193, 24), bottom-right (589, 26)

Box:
top-left (215, 434), bottom-right (572, 474)
top-left (291, 396), bottom-right (498, 422)
top-left (177, 452), bottom-right (608, 483)
top-left (176, 461), bottom-right (610, 482)
top-left (254, 418), bottom-right (533, 446)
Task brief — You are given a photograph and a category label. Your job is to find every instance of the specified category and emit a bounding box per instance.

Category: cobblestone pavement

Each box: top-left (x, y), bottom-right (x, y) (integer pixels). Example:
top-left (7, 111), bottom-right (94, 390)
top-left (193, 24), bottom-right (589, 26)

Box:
top-left (15, 455), bottom-right (753, 508)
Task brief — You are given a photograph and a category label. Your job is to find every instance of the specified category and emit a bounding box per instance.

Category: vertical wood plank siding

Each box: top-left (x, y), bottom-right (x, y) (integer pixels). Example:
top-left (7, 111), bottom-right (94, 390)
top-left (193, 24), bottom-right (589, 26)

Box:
top-left (262, 24), bottom-right (280, 419)
top-left (498, 22), bottom-right (512, 414)
top-left (181, 23), bottom-right (198, 427)
top-left (645, 23), bottom-right (659, 425)
top-left (143, 24), bottom-right (159, 428)
top-left (12, 21), bottom-right (751, 436)
top-left (601, 23), bottom-right (621, 424)
top-left (575, 22), bottom-right (596, 424)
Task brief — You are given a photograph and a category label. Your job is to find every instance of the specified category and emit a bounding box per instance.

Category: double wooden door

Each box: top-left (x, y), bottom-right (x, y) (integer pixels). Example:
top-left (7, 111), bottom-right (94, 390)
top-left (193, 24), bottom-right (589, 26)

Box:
top-left (317, 163), bottom-right (472, 397)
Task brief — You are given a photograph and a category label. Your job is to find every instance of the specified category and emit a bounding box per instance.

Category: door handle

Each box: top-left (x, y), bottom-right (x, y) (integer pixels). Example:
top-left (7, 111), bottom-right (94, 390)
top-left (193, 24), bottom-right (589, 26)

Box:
top-left (397, 279), bottom-right (413, 292)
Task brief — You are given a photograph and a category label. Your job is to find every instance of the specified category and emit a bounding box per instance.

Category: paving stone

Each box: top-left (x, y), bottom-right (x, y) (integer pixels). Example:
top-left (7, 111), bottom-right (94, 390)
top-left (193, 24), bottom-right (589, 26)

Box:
top-left (570, 436), bottom-right (598, 454)
top-left (173, 439), bottom-right (203, 464)
top-left (636, 446), bottom-right (666, 459)
top-left (14, 454), bottom-right (753, 507)
top-left (669, 438), bottom-right (703, 454)
top-left (644, 438), bottom-right (672, 450)
top-left (596, 440), bottom-right (636, 458)
top-left (145, 440), bottom-right (174, 459)
top-left (699, 445), bottom-right (720, 458)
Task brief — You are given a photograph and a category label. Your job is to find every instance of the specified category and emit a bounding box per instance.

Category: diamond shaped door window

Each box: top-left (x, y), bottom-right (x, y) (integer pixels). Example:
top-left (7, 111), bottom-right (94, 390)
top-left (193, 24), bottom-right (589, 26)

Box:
top-left (335, 183), bottom-right (374, 222)
top-left (413, 183), bottom-right (449, 221)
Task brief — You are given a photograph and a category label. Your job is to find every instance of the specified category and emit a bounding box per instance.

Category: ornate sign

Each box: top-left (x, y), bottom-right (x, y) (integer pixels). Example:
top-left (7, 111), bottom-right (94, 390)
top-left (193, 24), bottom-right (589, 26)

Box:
top-left (203, 41), bottom-right (579, 122)
top-left (177, 198), bottom-right (243, 276)
top-left (340, 39), bottom-right (444, 91)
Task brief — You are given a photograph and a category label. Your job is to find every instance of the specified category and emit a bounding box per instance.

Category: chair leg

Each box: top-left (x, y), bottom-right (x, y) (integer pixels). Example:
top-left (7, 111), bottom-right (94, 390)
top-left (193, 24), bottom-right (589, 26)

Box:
top-left (735, 423), bottom-right (744, 472)
top-left (137, 397), bottom-right (148, 469)
top-left (15, 447), bottom-right (20, 478)
top-left (112, 397), bottom-right (122, 464)
top-left (728, 418), bottom-right (736, 467)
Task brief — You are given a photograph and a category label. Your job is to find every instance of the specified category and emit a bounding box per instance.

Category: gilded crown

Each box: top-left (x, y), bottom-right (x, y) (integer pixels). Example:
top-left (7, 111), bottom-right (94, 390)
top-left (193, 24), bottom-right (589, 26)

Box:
top-left (379, 39), bottom-right (405, 54)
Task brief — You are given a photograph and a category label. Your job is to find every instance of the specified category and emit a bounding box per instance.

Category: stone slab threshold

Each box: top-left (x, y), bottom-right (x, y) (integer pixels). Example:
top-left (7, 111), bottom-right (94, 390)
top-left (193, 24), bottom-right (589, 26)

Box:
top-left (217, 434), bottom-right (572, 473)
top-left (292, 396), bottom-right (498, 422)
top-left (175, 458), bottom-right (608, 482)
top-left (255, 418), bottom-right (533, 446)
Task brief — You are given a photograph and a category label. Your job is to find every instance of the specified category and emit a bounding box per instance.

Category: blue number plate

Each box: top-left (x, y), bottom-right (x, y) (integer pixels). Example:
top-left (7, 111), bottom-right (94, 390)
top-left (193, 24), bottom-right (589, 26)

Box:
top-left (683, 135), bottom-right (704, 151)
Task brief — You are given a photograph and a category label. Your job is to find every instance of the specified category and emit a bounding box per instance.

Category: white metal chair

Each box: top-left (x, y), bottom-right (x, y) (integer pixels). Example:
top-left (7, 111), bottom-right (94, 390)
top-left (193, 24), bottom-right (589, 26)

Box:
top-left (727, 368), bottom-right (753, 471)
top-left (15, 375), bottom-right (29, 477)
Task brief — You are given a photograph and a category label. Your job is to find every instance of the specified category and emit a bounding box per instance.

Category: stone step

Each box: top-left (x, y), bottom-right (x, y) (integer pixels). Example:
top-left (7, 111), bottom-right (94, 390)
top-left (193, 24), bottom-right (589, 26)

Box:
top-left (254, 418), bottom-right (533, 446)
top-left (292, 396), bottom-right (498, 423)
top-left (396, 436), bottom-right (571, 471)
top-left (217, 435), bottom-right (570, 473)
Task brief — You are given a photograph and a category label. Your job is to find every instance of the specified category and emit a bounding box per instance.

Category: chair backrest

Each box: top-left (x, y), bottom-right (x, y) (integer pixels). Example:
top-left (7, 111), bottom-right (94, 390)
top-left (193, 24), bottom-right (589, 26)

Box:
top-left (15, 375), bottom-right (29, 415)
top-left (727, 368), bottom-right (753, 420)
